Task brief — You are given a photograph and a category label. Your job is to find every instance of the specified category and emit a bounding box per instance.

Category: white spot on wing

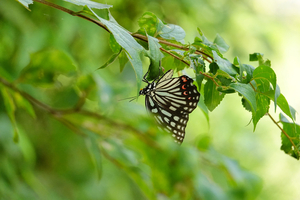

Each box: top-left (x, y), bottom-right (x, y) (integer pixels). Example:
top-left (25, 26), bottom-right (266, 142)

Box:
top-left (149, 98), bottom-right (155, 107)
top-left (164, 117), bottom-right (170, 123)
top-left (169, 106), bottom-right (177, 111)
top-left (161, 109), bottom-right (172, 117)
top-left (152, 108), bottom-right (158, 113)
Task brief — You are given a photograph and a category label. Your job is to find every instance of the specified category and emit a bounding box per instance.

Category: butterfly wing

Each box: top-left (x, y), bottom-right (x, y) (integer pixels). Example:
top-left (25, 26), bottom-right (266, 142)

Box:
top-left (145, 71), bottom-right (200, 143)
top-left (154, 75), bottom-right (200, 114)
top-left (145, 95), bottom-right (188, 143)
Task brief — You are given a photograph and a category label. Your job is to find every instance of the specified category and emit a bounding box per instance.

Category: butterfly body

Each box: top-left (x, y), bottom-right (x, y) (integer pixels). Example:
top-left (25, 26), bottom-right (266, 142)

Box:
top-left (139, 70), bottom-right (200, 143)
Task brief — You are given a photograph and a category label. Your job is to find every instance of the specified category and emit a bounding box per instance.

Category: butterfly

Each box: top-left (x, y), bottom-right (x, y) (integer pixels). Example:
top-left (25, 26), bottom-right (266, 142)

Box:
top-left (139, 69), bottom-right (200, 143)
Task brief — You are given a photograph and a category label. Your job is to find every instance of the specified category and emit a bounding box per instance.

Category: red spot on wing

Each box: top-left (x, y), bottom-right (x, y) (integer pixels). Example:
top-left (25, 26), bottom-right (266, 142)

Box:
top-left (183, 91), bottom-right (188, 95)
top-left (181, 84), bottom-right (186, 89)
top-left (181, 76), bottom-right (188, 82)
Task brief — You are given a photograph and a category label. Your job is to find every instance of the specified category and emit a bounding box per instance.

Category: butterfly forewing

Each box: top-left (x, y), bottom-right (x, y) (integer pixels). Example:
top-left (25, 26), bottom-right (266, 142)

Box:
top-left (141, 69), bottom-right (200, 143)
top-left (154, 75), bottom-right (199, 114)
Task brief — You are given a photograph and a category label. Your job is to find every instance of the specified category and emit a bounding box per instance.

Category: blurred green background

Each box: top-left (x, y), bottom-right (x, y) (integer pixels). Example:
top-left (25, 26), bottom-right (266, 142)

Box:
top-left (1, 0), bottom-right (300, 199)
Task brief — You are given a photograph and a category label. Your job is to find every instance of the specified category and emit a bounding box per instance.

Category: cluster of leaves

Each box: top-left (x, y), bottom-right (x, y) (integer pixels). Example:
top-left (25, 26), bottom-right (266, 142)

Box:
top-left (0, 0), bottom-right (299, 198)
top-left (0, 48), bottom-right (262, 198)
top-left (74, 1), bottom-right (299, 159)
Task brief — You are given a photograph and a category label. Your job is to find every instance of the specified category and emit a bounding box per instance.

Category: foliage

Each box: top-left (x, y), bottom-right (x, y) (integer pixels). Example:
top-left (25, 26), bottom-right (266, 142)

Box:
top-left (0, 0), bottom-right (299, 199)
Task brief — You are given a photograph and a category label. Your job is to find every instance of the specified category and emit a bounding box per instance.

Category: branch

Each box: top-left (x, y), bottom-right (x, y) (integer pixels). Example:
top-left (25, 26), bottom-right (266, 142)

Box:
top-left (0, 76), bottom-right (160, 149)
top-left (267, 113), bottom-right (300, 157)
top-left (33, 0), bottom-right (110, 32)
top-left (33, 0), bottom-right (213, 62)
top-left (159, 47), bottom-right (189, 66)
top-left (249, 81), bottom-right (298, 156)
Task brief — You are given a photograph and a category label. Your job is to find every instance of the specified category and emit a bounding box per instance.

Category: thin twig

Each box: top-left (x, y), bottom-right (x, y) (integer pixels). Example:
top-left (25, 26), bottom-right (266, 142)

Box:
top-left (250, 81), bottom-right (298, 157)
top-left (159, 47), bottom-right (189, 66)
top-left (33, 0), bottom-right (110, 33)
top-left (32, 0), bottom-right (218, 87)
top-left (267, 112), bottom-right (299, 157)
top-left (33, 0), bottom-right (213, 62)
top-left (249, 82), bottom-right (256, 91)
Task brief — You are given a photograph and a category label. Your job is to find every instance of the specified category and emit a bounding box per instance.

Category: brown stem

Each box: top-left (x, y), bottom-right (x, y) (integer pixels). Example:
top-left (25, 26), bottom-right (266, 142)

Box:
top-left (32, 0), bottom-right (110, 33)
top-left (249, 81), bottom-right (256, 91)
top-left (267, 112), bottom-right (299, 157)
top-left (31, 0), bottom-right (218, 88)
top-left (159, 47), bottom-right (189, 66)
top-left (132, 33), bottom-right (213, 62)
top-left (33, 0), bottom-right (213, 62)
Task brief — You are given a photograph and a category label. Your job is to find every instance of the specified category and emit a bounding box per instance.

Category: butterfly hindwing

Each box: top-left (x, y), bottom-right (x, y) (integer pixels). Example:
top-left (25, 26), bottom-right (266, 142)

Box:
top-left (146, 95), bottom-right (188, 143)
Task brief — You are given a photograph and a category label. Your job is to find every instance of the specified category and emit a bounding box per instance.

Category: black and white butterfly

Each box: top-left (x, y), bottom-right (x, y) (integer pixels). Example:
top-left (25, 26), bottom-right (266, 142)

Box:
top-left (139, 69), bottom-right (200, 143)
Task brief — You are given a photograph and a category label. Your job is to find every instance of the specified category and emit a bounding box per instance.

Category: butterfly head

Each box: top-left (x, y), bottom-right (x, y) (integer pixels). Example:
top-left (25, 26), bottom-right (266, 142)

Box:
top-left (139, 88), bottom-right (146, 96)
top-left (139, 82), bottom-right (156, 96)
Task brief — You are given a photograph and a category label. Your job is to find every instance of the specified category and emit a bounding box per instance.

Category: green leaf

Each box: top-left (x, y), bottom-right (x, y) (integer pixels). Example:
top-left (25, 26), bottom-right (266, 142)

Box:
top-left (104, 139), bottom-right (139, 166)
top-left (147, 35), bottom-right (164, 61)
top-left (279, 113), bottom-right (300, 160)
top-left (76, 74), bottom-right (97, 100)
top-left (97, 50), bottom-right (121, 70)
top-left (216, 70), bottom-right (234, 86)
top-left (13, 92), bottom-right (36, 118)
top-left (263, 91), bottom-right (296, 121)
top-left (242, 97), bottom-right (252, 112)
top-left (274, 84), bottom-right (281, 110)
top-left (109, 34), bottom-right (122, 53)
top-left (249, 53), bottom-right (271, 67)
top-left (234, 57), bottom-right (255, 83)
top-left (190, 56), bottom-right (205, 89)
top-left (212, 51), bottom-right (238, 76)
top-left (250, 78), bottom-right (270, 129)
top-left (198, 93), bottom-right (209, 124)
top-left (18, 49), bottom-right (77, 87)
top-left (213, 34), bottom-right (229, 53)
top-left (277, 94), bottom-right (296, 120)
top-left (252, 93), bottom-right (270, 130)
top-left (90, 8), bottom-right (145, 94)
top-left (138, 12), bottom-right (159, 37)
top-left (249, 53), bottom-right (263, 62)
top-left (253, 65), bottom-right (276, 91)
top-left (0, 87), bottom-right (19, 142)
top-left (194, 28), bottom-right (230, 57)
top-left (118, 51), bottom-right (128, 72)
top-left (145, 35), bottom-right (164, 81)
top-left (197, 28), bottom-right (213, 46)
top-left (196, 135), bottom-right (211, 151)
top-left (209, 62), bottom-right (218, 74)
top-left (204, 80), bottom-right (225, 111)
top-left (229, 83), bottom-right (257, 113)
top-left (158, 23), bottom-right (186, 43)
top-left (173, 57), bottom-right (186, 71)
top-left (85, 134), bottom-right (103, 180)
top-left (0, 67), bottom-right (14, 82)
top-left (64, 0), bottom-right (112, 9)
top-left (194, 172), bottom-right (226, 200)
top-left (240, 64), bottom-right (255, 83)
top-left (16, 0), bottom-right (33, 10)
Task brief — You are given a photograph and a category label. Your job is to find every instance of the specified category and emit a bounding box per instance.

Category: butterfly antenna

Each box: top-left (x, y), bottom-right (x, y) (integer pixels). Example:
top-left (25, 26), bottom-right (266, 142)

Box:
top-left (118, 96), bottom-right (138, 102)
